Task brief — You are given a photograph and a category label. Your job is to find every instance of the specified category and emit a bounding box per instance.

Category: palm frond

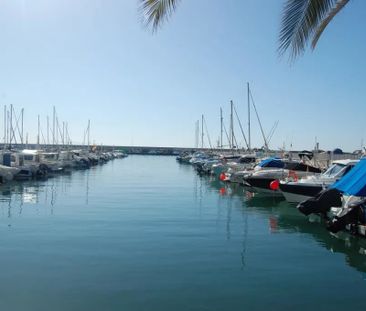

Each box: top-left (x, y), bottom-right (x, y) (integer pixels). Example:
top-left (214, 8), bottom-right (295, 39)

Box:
top-left (139, 0), bottom-right (181, 32)
top-left (279, 0), bottom-right (337, 59)
top-left (311, 0), bottom-right (349, 48)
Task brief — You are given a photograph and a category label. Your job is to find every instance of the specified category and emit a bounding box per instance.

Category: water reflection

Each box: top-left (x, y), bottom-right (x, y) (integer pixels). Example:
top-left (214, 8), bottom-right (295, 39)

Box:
top-left (199, 173), bottom-right (366, 274)
top-left (0, 170), bottom-right (91, 218)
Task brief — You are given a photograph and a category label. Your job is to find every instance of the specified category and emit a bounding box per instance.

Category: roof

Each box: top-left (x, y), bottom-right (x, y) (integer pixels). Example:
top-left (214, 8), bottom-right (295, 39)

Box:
top-left (331, 158), bottom-right (366, 196)
top-left (21, 149), bottom-right (41, 155)
top-left (258, 157), bottom-right (285, 168)
top-left (332, 159), bottom-right (359, 166)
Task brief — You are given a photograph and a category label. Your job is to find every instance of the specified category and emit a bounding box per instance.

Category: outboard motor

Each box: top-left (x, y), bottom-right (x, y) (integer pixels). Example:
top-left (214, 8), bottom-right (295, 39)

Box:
top-left (297, 188), bottom-right (342, 216)
top-left (327, 198), bottom-right (366, 234)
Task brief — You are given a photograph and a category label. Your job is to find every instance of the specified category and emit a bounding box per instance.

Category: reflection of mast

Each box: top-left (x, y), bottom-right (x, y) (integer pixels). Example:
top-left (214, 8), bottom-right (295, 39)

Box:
top-left (240, 207), bottom-right (249, 269)
top-left (86, 170), bottom-right (89, 205)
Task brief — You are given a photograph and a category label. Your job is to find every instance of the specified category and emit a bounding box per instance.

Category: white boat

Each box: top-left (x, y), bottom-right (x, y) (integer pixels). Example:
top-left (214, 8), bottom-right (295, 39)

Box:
top-left (298, 158), bottom-right (366, 237)
top-left (279, 159), bottom-right (358, 203)
top-left (243, 159), bottom-right (322, 196)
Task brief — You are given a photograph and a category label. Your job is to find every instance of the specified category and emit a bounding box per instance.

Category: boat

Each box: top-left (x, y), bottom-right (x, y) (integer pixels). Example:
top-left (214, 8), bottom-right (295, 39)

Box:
top-left (227, 156), bottom-right (281, 183)
top-left (297, 158), bottom-right (366, 237)
top-left (243, 159), bottom-right (322, 196)
top-left (279, 159), bottom-right (358, 203)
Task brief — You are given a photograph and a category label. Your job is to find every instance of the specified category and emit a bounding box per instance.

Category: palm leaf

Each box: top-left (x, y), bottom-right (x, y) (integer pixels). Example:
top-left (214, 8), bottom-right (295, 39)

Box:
top-left (312, 0), bottom-right (349, 48)
top-left (139, 0), bottom-right (181, 32)
top-left (279, 0), bottom-right (337, 59)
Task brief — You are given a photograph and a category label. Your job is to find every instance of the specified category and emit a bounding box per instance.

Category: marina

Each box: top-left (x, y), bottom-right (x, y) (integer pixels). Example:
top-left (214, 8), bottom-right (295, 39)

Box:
top-left (0, 0), bottom-right (365, 309)
top-left (1, 155), bottom-right (366, 310)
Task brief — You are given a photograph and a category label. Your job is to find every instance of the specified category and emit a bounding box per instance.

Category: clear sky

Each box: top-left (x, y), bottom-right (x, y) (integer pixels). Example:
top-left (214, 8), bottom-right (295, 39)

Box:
top-left (0, 0), bottom-right (365, 151)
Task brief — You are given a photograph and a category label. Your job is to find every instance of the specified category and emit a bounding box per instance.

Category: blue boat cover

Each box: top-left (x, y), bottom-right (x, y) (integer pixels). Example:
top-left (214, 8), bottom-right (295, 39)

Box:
top-left (258, 157), bottom-right (285, 168)
top-left (331, 158), bottom-right (366, 196)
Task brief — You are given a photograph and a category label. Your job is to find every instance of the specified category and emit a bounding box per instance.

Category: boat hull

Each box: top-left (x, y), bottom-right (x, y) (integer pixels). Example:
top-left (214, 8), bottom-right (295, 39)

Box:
top-left (279, 183), bottom-right (323, 203)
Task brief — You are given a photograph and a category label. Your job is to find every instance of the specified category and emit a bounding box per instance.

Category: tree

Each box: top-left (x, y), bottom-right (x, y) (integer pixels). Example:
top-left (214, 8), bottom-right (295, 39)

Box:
top-left (139, 0), bottom-right (350, 58)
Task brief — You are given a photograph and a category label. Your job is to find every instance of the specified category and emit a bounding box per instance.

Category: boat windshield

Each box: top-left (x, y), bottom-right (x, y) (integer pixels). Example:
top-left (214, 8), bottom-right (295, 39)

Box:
top-left (323, 163), bottom-right (346, 177)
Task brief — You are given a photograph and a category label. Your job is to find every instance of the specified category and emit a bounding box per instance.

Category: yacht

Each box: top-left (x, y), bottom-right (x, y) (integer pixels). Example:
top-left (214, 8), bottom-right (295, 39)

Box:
top-left (243, 160), bottom-right (322, 196)
top-left (297, 158), bottom-right (366, 237)
top-left (279, 159), bottom-right (358, 203)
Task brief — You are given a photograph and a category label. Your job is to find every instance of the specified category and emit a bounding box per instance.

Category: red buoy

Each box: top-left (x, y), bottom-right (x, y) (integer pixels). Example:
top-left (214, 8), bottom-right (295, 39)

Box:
top-left (219, 187), bottom-right (226, 195)
top-left (219, 173), bottom-right (226, 181)
top-left (269, 179), bottom-right (280, 191)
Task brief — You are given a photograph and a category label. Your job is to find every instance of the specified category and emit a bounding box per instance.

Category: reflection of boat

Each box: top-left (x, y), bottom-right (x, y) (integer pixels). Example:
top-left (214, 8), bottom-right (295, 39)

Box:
top-left (244, 197), bottom-right (366, 274)
top-left (0, 164), bottom-right (20, 182)
top-left (279, 160), bottom-right (358, 203)
top-left (197, 161), bottom-right (366, 275)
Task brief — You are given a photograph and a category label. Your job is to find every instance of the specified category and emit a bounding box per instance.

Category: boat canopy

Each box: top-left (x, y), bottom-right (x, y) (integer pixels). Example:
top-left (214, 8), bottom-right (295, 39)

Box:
top-left (331, 158), bottom-right (366, 196)
top-left (284, 162), bottom-right (321, 173)
top-left (258, 157), bottom-right (285, 168)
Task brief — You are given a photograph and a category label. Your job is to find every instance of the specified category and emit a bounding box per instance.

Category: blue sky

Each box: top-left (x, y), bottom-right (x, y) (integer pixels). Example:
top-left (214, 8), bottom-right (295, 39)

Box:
top-left (0, 0), bottom-right (364, 151)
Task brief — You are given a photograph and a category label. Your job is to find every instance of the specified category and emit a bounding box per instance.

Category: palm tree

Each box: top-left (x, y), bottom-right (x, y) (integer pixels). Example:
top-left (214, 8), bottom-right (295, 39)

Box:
top-left (279, 0), bottom-right (350, 59)
top-left (139, 0), bottom-right (350, 58)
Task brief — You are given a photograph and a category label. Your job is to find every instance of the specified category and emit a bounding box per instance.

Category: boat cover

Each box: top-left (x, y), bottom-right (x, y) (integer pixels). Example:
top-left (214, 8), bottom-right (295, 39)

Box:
top-left (258, 157), bottom-right (284, 168)
top-left (331, 158), bottom-right (366, 196)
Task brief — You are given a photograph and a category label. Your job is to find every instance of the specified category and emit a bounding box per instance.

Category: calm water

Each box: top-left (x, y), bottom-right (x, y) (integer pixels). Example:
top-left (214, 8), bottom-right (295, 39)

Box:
top-left (0, 155), bottom-right (366, 311)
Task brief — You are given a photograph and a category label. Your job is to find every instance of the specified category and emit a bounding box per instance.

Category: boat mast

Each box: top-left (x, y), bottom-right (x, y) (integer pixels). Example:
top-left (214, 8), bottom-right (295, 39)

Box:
top-left (247, 82), bottom-right (251, 151)
top-left (230, 100), bottom-right (234, 150)
top-left (3, 105), bottom-right (6, 149)
top-left (53, 106), bottom-right (56, 146)
top-left (220, 107), bottom-right (223, 149)
top-left (21, 108), bottom-right (24, 146)
top-left (9, 104), bottom-right (13, 149)
top-left (37, 114), bottom-right (40, 147)
top-left (47, 116), bottom-right (49, 146)
top-left (87, 119), bottom-right (90, 150)
top-left (201, 114), bottom-right (204, 149)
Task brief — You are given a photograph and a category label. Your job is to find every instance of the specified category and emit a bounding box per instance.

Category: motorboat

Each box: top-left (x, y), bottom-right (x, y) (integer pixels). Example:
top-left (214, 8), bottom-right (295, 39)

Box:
top-left (297, 158), bottom-right (366, 237)
top-left (279, 159), bottom-right (358, 203)
top-left (227, 156), bottom-right (282, 183)
top-left (243, 159), bottom-right (322, 196)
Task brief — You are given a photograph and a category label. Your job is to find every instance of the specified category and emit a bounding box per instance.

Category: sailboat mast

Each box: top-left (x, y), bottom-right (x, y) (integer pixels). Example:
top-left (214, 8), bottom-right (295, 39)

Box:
top-left (220, 107), bottom-right (223, 149)
top-left (47, 116), bottom-right (49, 145)
top-left (87, 119), bottom-right (90, 148)
top-left (21, 108), bottom-right (24, 145)
top-left (3, 105), bottom-right (6, 149)
top-left (37, 114), bottom-right (40, 147)
top-left (53, 106), bottom-right (56, 146)
top-left (9, 104), bottom-right (13, 148)
top-left (230, 100), bottom-right (234, 149)
top-left (247, 82), bottom-right (251, 151)
top-left (201, 114), bottom-right (204, 149)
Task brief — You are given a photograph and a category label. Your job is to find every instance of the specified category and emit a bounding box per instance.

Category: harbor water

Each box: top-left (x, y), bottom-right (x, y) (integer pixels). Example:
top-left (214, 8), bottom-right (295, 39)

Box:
top-left (1, 155), bottom-right (366, 311)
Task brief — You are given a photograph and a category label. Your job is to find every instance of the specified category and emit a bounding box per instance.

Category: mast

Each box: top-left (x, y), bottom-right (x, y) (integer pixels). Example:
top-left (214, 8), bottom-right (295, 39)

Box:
top-left (194, 120), bottom-right (199, 148)
top-left (247, 82), bottom-right (251, 151)
top-left (37, 114), bottom-right (40, 147)
top-left (62, 121), bottom-right (65, 146)
top-left (3, 105), bottom-right (6, 149)
top-left (87, 119), bottom-right (90, 148)
top-left (21, 108), bottom-right (24, 146)
top-left (220, 107), bottom-right (223, 149)
top-left (47, 116), bottom-right (49, 145)
top-left (230, 100), bottom-right (234, 150)
top-left (53, 106), bottom-right (56, 146)
top-left (9, 104), bottom-right (13, 148)
top-left (201, 114), bottom-right (204, 149)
